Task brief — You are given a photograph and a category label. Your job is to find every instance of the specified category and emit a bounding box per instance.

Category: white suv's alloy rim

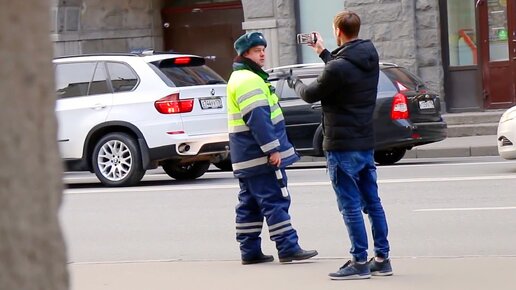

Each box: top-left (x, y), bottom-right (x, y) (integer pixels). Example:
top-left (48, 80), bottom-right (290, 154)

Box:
top-left (97, 140), bottom-right (132, 181)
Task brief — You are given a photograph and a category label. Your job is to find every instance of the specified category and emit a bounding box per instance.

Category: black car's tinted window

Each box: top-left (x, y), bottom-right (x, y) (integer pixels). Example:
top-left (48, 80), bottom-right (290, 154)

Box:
top-left (377, 70), bottom-right (397, 93)
top-left (280, 77), bottom-right (317, 100)
top-left (55, 62), bottom-right (97, 98)
top-left (149, 58), bottom-right (226, 87)
top-left (89, 62), bottom-right (110, 95)
top-left (382, 67), bottom-right (426, 91)
top-left (106, 62), bottom-right (139, 92)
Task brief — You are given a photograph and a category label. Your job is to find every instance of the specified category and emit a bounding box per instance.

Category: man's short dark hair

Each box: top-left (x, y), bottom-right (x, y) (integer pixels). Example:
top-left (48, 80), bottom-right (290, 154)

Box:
top-left (333, 11), bottom-right (361, 39)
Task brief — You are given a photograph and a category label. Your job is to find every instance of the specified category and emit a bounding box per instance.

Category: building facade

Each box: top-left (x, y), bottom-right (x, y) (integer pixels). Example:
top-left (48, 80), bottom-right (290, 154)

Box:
top-left (51, 0), bottom-right (516, 112)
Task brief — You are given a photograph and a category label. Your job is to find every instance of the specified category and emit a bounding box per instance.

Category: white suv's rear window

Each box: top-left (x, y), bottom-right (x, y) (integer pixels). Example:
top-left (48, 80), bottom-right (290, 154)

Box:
top-left (148, 57), bottom-right (226, 87)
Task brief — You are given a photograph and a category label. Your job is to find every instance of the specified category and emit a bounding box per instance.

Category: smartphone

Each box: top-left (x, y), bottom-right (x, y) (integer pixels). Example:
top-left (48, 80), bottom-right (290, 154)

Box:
top-left (296, 32), bottom-right (317, 44)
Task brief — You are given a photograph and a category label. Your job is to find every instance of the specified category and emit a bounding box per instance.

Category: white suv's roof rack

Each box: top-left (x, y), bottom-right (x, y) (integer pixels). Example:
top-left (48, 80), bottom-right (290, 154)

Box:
top-left (379, 62), bottom-right (398, 67)
top-left (54, 53), bottom-right (138, 59)
top-left (267, 63), bottom-right (324, 73)
top-left (267, 62), bottom-right (398, 73)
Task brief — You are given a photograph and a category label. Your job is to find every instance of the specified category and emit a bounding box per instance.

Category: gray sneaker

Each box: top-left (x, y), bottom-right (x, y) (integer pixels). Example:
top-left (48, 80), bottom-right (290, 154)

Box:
top-left (328, 260), bottom-right (371, 280)
top-left (368, 257), bottom-right (393, 276)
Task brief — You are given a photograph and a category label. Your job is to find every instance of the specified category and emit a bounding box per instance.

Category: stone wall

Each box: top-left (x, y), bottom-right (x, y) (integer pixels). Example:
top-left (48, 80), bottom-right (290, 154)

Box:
top-left (415, 0), bottom-right (443, 95)
top-left (242, 0), bottom-right (297, 68)
top-left (52, 0), bottom-right (163, 56)
top-left (1, 1), bottom-right (68, 289)
top-left (52, 0), bottom-right (297, 66)
top-left (344, 0), bottom-right (419, 70)
top-left (343, 0), bottom-right (443, 94)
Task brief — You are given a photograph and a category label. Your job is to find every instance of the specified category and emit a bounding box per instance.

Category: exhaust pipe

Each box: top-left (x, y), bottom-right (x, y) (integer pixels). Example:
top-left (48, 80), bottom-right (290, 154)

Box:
top-left (178, 143), bottom-right (191, 153)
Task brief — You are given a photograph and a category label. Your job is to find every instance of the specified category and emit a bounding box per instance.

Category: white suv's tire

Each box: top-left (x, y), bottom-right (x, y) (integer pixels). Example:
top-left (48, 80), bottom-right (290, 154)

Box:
top-left (92, 133), bottom-right (146, 187)
top-left (213, 158), bottom-right (233, 171)
top-left (162, 160), bottom-right (210, 180)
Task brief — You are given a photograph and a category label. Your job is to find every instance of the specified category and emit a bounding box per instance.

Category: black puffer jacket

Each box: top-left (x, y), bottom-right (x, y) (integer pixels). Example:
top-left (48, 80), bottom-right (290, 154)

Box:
top-left (294, 39), bottom-right (379, 151)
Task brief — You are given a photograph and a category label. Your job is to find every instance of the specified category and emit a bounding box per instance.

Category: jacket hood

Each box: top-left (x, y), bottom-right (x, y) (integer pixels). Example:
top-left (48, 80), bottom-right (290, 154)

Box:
top-left (331, 39), bottom-right (379, 71)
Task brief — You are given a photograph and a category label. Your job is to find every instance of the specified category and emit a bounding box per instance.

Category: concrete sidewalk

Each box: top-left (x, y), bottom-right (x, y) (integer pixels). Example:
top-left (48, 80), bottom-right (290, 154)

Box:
top-left (70, 256), bottom-right (516, 290)
top-left (299, 135), bottom-right (499, 162)
top-left (404, 135), bottom-right (498, 158)
top-left (69, 135), bottom-right (506, 290)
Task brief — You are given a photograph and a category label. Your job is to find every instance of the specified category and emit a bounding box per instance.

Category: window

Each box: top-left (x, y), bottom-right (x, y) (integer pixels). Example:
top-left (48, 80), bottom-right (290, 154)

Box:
top-left (280, 77), bottom-right (316, 100)
top-left (297, 0), bottom-right (343, 63)
top-left (487, 0), bottom-right (509, 61)
top-left (377, 71), bottom-right (397, 93)
top-left (55, 62), bottom-right (96, 98)
top-left (382, 67), bottom-right (426, 91)
top-left (106, 62), bottom-right (139, 92)
top-left (149, 60), bottom-right (226, 87)
top-left (447, 2), bottom-right (477, 66)
top-left (88, 63), bottom-right (110, 95)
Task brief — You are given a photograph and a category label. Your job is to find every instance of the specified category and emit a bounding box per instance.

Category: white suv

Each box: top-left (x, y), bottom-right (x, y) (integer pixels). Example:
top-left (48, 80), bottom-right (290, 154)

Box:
top-left (54, 51), bottom-right (229, 186)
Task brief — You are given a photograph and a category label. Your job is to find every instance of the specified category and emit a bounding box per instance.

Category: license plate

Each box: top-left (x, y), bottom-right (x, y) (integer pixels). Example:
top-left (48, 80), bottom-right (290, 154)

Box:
top-left (200, 97), bottom-right (223, 109)
top-left (419, 100), bottom-right (435, 109)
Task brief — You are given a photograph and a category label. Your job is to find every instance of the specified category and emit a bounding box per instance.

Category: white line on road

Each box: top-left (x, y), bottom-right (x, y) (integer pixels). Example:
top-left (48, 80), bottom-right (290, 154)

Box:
top-left (414, 206), bottom-right (516, 212)
top-left (392, 160), bottom-right (516, 168)
top-left (379, 175), bottom-right (516, 183)
top-left (287, 159), bottom-right (516, 171)
top-left (64, 174), bottom-right (516, 194)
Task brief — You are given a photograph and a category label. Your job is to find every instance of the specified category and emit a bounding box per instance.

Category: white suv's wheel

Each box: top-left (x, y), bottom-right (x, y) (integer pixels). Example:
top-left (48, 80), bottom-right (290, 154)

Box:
top-left (213, 157), bottom-right (233, 171)
top-left (161, 160), bottom-right (210, 180)
top-left (92, 133), bottom-right (146, 186)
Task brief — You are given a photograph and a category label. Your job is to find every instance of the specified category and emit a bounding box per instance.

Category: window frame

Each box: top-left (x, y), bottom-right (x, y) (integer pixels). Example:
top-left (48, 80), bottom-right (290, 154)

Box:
top-left (55, 61), bottom-right (101, 99)
top-left (105, 61), bottom-right (141, 93)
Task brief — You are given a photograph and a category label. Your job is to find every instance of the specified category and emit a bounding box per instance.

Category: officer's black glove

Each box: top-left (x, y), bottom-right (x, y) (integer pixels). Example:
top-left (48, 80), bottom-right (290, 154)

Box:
top-left (286, 76), bottom-right (299, 89)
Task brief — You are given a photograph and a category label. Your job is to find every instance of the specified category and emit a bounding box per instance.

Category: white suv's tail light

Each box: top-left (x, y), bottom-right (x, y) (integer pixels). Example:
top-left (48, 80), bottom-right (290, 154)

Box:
top-left (391, 93), bottom-right (409, 120)
top-left (154, 93), bottom-right (194, 114)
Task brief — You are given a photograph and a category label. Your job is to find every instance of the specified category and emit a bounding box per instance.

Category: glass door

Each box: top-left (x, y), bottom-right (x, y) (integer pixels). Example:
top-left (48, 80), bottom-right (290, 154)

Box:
top-left (478, 0), bottom-right (516, 108)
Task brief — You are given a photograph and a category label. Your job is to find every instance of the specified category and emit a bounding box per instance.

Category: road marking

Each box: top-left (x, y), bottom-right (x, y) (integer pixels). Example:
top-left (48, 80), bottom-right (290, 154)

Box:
top-left (414, 206), bottom-right (516, 212)
top-left (64, 174), bottom-right (516, 195)
top-left (379, 175), bottom-right (516, 183)
top-left (288, 159), bottom-right (516, 171)
top-left (392, 160), bottom-right (516, 168)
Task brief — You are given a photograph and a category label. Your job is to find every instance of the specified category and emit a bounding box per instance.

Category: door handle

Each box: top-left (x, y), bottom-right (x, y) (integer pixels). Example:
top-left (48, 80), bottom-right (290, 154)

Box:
top-left (91, 103), bottom-right (107, 110)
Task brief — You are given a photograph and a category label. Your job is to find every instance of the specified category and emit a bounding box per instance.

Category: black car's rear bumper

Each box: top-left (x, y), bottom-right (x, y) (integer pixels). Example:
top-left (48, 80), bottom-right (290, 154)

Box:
top-left (375, 120), bottom-right (447, 151)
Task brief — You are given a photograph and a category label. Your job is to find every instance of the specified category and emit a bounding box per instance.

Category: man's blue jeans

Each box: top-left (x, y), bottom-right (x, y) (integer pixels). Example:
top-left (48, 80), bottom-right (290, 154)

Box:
top-left (326, 150), bottom-right (390, 262)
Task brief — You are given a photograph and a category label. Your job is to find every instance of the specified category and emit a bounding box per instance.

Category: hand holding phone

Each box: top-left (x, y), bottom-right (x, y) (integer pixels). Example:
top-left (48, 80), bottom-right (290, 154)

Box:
top-left (296, 32), bottom-right (317, 45)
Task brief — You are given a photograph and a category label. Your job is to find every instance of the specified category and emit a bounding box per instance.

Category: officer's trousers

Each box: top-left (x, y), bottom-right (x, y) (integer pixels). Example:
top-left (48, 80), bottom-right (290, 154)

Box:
top-left (235, 168), bottom-right (301, 259)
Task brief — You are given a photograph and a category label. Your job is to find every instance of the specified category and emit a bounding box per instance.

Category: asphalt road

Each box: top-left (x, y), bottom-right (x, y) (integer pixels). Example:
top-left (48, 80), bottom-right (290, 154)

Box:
top-left (61, 156), bottom-right (516, 264)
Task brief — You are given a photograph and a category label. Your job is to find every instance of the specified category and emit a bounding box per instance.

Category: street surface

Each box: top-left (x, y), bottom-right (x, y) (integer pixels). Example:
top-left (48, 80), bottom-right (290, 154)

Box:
top-left (62, 156), bottom-right (516, 289)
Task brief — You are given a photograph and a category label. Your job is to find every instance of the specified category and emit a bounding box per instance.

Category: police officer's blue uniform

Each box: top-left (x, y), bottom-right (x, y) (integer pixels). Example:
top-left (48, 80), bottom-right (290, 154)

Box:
top-left (227, 32), bottom-right (317, 264)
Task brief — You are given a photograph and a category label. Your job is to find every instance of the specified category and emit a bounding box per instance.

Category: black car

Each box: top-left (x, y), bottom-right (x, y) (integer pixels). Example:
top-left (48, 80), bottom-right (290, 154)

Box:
top-left (267, 62), bottom-right (447, 165)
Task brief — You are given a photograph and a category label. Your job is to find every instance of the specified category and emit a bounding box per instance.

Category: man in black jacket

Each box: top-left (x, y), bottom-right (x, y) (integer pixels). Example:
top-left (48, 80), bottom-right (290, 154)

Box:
top-left (290, 11), bottom-right (393, 280)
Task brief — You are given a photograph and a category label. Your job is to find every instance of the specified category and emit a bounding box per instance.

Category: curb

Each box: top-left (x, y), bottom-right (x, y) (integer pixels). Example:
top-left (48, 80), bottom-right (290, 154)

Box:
top-left (404, 145), bottom-right (498, 159)
top-left (297, 145), bottom-right (499, 163)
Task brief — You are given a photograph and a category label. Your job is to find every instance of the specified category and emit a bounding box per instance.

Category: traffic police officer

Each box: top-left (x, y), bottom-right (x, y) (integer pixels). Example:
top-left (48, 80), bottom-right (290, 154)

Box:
top-left (227, 32), bottom-right (318, 264)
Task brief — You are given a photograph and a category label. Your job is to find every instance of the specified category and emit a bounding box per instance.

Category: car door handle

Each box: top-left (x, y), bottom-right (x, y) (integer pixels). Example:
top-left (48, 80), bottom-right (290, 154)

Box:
top-left (311, 104), bottom-right (321, 109)
top-left (90, 103), bottom-right (107, 110)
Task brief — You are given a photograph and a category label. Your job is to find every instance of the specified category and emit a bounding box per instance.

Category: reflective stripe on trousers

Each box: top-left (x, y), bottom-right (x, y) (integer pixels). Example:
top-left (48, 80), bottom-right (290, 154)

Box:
top-left (235, 168), bottom-right (301, 258)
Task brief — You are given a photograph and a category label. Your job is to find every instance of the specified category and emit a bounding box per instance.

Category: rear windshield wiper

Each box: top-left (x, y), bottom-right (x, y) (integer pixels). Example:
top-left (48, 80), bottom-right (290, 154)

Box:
top-left (206, 80), bottom-right (226, 84)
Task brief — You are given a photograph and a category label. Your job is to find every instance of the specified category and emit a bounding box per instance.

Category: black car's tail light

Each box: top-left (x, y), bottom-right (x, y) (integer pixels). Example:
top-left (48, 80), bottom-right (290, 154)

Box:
top-left (391, 93), bottom-right (409, 120)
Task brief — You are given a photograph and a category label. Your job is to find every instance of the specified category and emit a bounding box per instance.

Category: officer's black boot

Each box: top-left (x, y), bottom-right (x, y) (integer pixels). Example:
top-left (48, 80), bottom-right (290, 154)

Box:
top-left (279, 249), bottom-right (318, 263)
top-left (241, 253), bottom-right (274, 265)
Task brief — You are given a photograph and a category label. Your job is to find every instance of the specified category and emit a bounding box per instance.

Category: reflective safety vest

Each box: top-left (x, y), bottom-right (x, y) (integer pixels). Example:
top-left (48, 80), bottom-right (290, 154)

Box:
top-left (227, 69), bottom-right (299, 178)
